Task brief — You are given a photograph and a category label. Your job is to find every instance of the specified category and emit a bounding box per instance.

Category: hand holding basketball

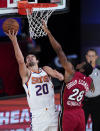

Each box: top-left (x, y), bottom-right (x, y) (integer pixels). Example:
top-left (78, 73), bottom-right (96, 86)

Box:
top-left (2, 18), bottom-right (19, 34)
top-left (5, 30), bottom-right (18, 43)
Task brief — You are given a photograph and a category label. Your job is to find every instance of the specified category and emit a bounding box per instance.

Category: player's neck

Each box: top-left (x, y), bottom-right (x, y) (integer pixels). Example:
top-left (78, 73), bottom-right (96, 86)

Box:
top-left (91, 63), bottom-right (96, 68)
top-left (28, 65), bottom-right (39, 72)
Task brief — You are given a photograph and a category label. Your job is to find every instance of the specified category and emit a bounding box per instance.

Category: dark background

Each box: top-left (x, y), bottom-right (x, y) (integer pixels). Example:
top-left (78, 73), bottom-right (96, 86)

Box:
top-left (80, 0), bottom-right (100, 62)
top-left (37, 0), bottom-right (80, 67)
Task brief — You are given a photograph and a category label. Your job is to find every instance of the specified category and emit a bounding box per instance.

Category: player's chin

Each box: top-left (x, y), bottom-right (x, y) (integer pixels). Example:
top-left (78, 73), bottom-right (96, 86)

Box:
top-left (28, 62), bottom-right (35, 67)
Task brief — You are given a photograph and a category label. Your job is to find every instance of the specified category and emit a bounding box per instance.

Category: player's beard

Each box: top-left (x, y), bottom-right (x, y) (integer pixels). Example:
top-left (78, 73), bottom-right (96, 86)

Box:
top-left (28, 62), bottom-right (35, 67)
top-left (90, 61), bottom-right (92, 65)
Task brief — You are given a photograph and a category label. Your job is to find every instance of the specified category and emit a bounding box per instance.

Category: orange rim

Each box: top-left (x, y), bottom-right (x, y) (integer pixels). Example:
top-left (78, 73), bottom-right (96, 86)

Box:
top-left (18, 1), bottom-right (57, 15)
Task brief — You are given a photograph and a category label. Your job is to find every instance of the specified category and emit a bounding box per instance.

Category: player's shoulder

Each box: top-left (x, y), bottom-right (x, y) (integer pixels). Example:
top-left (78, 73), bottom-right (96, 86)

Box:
top-left (74, 71), bottom-right (83, 77)
top-left (75, 71), bottom-right (90, 78)
top-left (86, 76), bottom-right (92, 81)
top-left (74, 71), bottom-right (91, 81)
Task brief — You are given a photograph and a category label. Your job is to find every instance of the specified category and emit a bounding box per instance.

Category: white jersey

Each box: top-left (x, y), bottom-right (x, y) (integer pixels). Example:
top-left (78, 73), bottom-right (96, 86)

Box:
top-left (23, 68), bottom-right (55, 111)
top-left (86, 68), bottom-right (100, 97)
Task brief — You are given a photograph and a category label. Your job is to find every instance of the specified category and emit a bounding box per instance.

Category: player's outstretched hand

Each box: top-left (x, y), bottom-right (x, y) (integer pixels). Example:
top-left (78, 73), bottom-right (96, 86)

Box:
top-left (42, 20), bottom-right (50, 34)
top-left (5, 30), bottom-right (18, 42)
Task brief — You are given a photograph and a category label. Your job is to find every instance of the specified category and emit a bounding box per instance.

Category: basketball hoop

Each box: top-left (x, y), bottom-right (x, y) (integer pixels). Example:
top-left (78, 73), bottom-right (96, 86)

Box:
top-left (18, 1), bottom-right (57, 39)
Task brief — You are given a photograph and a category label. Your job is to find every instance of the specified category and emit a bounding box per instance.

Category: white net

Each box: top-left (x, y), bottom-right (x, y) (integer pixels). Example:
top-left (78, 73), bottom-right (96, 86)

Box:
top-left (26, 8), bottom-right (55, 39)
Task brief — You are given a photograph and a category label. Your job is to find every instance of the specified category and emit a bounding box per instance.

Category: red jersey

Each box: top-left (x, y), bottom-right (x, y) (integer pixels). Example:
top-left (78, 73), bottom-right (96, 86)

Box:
top-left (63, 72), bottom-right (92, 110)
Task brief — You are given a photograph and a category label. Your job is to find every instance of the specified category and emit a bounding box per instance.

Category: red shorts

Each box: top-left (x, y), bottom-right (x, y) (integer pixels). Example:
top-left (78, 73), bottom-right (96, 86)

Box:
top-left (62, 108), bottom-right (85, 131)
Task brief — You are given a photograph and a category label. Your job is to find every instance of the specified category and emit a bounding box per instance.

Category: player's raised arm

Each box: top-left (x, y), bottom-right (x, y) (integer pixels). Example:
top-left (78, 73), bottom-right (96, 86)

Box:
top-left (6, 30), bottom-right (30, 82)
top-left (42, 21), bottom-right (75, 75)
top-left (43, 66), bottom-right (64, 81)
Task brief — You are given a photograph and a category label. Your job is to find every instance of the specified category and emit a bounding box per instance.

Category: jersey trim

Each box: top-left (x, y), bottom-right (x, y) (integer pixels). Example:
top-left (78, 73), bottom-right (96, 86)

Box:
top-left (25, 72), bottom-right (32, 88)
top-left (31, 68), bottom-right (42, 74)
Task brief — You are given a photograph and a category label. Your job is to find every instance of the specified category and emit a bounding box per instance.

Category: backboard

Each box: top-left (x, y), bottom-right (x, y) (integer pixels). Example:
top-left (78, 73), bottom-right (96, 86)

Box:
top-left (0, 0), bottom-right (69, 17)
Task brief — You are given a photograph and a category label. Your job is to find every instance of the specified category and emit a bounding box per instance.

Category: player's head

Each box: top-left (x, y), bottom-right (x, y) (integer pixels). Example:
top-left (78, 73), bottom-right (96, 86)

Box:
top-left (85, 49), bottom-right (98, 64)
top-left (25, 54), bottom-right (39, 68)
top-left (76, 61), bottom-right (93, 76)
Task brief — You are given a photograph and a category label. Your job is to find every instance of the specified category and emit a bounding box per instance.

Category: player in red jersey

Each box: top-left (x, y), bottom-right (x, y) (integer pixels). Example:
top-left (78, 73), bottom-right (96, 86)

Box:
top-left (42, 21), bottom-right (95, 131)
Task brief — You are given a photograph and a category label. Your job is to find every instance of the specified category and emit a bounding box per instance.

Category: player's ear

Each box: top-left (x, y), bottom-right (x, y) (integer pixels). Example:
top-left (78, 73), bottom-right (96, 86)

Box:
top-left (96, 55), bottom-right (98, 60)
top-left (37, 60), bottom-right (39, 64)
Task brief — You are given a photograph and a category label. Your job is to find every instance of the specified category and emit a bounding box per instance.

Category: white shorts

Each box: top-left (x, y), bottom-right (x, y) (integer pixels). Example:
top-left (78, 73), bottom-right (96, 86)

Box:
top-left (30, 106), bottom-right (58, 131)
top-left (31, 125), bottom-right (58, 131)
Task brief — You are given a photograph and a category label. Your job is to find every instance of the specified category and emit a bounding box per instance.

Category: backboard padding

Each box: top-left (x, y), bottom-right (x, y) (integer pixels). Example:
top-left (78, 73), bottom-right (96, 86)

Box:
top-left (0, 0), bottom-right (68, 16)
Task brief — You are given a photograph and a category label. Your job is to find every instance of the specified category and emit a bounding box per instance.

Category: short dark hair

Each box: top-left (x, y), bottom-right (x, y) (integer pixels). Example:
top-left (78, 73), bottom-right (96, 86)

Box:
top-left (25, 54), bottom-right (36, 63)
top-left (86, 49), bottom-right (97, 55)
top-left (82, 62), bottom-right (93, 76)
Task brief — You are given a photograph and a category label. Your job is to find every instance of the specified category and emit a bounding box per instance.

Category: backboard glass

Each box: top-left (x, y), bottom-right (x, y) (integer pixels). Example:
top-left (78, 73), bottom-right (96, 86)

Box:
top-left (0, 0), bottom-right (69, 17)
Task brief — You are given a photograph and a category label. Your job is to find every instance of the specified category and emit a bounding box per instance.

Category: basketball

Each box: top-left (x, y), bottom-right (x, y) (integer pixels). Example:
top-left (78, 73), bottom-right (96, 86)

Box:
top-left (2, 18), bottom-right (19, 34)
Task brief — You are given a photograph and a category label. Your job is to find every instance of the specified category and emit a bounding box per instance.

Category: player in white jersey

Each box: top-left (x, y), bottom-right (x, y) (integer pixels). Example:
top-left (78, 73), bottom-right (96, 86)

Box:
top-left (6, 30), bottom-right (64, 131)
